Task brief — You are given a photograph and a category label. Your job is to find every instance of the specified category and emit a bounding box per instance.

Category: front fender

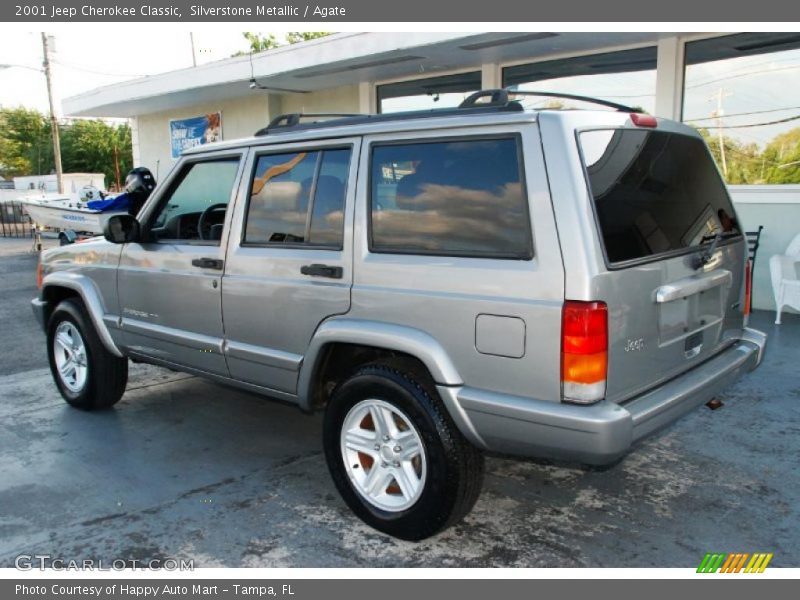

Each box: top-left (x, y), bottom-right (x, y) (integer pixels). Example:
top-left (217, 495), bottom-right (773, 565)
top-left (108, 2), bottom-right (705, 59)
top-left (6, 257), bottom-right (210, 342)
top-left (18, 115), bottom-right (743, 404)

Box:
top-left (39, 272), bottom-right (123, 358)
top-left (297, 319), bottom-right (463, 411)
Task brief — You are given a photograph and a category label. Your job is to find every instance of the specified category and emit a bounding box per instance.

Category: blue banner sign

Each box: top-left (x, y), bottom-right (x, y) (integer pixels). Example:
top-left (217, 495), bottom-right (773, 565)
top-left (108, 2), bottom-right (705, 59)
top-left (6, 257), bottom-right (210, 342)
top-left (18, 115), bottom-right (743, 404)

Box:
top-left (169, 112), bottom-right (222, 158)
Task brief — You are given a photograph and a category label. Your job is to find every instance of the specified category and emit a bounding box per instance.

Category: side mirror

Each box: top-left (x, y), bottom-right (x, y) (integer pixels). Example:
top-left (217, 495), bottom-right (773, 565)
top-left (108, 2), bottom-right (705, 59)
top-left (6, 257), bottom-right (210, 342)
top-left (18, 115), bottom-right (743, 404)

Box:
top-left (103, 214), bottom-right (140, 244)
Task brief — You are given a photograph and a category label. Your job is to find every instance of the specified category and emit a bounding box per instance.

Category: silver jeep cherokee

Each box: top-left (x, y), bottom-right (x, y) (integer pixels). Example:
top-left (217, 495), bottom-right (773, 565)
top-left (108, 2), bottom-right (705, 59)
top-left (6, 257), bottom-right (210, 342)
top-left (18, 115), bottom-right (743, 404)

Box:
top-left (32, 90), bottom-right (767, 540)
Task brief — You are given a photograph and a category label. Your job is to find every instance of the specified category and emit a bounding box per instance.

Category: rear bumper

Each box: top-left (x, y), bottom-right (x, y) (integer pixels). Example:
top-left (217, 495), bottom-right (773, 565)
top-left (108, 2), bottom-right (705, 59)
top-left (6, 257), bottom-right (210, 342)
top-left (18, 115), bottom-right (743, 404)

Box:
top-left (439, 327), bottom-right (767, 465)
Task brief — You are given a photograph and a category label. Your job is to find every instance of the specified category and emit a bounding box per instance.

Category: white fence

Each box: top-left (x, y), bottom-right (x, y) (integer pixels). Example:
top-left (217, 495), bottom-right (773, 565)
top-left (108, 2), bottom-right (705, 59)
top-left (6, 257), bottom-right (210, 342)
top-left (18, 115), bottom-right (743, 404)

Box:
top-left (730, 185), bottom-right (800, 313)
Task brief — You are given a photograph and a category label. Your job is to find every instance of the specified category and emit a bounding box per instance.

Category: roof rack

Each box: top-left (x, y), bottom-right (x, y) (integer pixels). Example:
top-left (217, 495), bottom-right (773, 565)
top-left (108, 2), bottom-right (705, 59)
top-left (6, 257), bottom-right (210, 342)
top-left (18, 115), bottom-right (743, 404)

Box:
top-left (255, 113), bottom-right (367, 136)
top-left (252, 87), bottom-right (641, 137)
top-left (253, 101), bottom-right (524, 136)
top-left (459, 89), bottom-right (642, 112)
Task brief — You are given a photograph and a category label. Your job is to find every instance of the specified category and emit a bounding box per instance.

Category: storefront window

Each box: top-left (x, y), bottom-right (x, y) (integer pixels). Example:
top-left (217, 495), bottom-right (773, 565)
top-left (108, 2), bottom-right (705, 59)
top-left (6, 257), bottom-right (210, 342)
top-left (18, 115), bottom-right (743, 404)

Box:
top-left (378, 71), bottom-right (482, 113)
top-left (683, 33), bottom-right (800, 185)
top-left (502, 47), bottom-right (657, 113)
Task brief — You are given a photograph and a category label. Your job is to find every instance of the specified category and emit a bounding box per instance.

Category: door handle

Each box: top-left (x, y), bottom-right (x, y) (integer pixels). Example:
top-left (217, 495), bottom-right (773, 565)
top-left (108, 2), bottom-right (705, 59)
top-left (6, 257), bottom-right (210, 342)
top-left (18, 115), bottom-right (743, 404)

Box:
top-left (654, 269), bottom-right (732, 303)
top-left (300, 264), bottom-right (343, 279)
top-left (191, 257), bottom-right (224, 270)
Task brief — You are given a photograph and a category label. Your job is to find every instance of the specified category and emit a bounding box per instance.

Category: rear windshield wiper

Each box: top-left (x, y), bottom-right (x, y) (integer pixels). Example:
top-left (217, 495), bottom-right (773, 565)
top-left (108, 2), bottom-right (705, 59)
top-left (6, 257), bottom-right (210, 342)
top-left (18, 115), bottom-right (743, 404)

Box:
top-left (692, 231), bottom-right (739, 269)
top-left (698, 230), bottom-right (740, 244)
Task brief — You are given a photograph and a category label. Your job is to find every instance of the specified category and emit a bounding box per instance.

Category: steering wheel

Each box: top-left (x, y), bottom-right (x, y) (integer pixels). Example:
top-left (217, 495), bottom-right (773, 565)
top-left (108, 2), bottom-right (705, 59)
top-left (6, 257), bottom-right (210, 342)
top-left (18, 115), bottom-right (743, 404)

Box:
top-left (197, 203), bottom-right (227, 240)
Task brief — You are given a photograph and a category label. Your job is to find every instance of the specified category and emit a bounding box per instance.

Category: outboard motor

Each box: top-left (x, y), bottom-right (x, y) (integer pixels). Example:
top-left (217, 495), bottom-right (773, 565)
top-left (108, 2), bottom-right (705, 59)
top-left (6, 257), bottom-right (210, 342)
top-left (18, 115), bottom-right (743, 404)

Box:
top-left (124, 167), bottom-right (156, 216)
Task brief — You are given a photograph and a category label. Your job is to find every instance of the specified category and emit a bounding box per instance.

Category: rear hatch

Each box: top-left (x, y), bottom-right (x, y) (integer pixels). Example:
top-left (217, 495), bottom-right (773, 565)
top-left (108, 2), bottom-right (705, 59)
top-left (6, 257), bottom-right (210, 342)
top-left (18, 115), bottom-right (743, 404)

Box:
top-left (578, 126), bottom-right (746, 403)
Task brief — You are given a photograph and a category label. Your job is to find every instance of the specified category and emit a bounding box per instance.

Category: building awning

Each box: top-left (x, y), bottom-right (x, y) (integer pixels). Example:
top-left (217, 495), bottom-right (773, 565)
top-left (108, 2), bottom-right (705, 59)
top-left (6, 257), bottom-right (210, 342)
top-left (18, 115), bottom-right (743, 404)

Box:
top-left (63, 31), bottom-right (664, 118)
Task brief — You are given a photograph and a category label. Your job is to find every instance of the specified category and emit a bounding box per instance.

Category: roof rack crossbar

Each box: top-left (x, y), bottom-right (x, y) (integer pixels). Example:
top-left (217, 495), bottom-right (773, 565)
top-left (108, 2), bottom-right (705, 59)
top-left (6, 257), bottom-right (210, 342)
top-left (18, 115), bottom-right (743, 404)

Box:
top-left (459, 88), bottom-right (642, 113)
top-left (257, 112), bottom-right (368, 136)
top-left (458, 89), bottom-right (511, 108)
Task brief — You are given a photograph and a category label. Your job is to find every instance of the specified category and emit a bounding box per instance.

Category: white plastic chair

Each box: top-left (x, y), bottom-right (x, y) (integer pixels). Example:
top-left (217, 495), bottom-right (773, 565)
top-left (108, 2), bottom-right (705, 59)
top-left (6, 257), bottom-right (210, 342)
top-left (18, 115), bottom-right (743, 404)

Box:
top-left (770, 233), bottom-right (800, 324)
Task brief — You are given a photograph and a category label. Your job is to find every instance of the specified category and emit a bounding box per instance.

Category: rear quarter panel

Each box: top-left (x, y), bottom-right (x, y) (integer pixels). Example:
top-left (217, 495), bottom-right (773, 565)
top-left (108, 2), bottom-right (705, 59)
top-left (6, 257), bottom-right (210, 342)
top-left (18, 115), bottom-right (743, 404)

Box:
top-left (539, 111), bottom-right (747, 403)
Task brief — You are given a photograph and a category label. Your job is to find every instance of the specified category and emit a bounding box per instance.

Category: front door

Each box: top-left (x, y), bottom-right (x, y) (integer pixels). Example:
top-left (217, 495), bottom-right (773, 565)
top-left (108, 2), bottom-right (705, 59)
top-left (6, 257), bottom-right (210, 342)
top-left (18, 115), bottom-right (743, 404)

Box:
top-left (221, 139), bottom-right (359, 394)
top-left (117, 152), bottom-right (246, 375)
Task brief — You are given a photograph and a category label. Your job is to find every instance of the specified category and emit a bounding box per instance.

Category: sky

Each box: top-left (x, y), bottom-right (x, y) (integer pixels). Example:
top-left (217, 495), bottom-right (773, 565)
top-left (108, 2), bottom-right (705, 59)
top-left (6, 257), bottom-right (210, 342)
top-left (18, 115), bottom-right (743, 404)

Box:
top-left (0, 30), bottom-right (250, 114)
top-left (2, 29), bottom-right (798, 153)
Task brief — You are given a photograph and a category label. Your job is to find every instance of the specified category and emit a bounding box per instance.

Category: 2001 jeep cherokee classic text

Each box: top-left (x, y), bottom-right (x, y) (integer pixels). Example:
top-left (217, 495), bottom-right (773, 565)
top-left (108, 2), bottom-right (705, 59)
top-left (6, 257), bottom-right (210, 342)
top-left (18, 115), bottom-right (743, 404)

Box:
top-left (31, 90), bottom-right (767, 540)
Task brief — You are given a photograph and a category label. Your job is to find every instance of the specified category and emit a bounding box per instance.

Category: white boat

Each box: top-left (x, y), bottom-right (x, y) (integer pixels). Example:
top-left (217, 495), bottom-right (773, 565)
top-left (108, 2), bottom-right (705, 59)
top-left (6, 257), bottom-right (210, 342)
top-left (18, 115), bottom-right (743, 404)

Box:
top-left (19, 192), bottom-right (126, 235)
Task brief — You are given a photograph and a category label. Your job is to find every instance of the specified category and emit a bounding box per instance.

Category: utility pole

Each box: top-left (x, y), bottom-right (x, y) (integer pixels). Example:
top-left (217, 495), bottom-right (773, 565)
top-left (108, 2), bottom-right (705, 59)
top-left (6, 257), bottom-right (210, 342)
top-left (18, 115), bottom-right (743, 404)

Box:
top-left (41, 33), bottom-right (63, 194)
top-left (113, 144), bottom-right (121, 190)
top-left (189, 32), bottom-right (197, 67)
top-left (709, 87), bottom-right (732, 178)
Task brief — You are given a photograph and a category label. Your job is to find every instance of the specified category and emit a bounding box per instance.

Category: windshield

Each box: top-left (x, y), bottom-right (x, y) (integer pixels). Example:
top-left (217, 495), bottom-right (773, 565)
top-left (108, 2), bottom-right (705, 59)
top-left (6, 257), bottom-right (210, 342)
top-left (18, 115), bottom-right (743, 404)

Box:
top-left (579, 128), bottom-right (741, 265)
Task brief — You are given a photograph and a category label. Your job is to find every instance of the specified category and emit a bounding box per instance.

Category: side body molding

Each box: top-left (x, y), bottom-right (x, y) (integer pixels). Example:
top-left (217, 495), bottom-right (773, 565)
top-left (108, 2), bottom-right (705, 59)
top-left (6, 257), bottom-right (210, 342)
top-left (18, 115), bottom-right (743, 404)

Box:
top-left (40, 272), bottom-right (124, 357)
top-left (297, 319), bottom-right (463, 411)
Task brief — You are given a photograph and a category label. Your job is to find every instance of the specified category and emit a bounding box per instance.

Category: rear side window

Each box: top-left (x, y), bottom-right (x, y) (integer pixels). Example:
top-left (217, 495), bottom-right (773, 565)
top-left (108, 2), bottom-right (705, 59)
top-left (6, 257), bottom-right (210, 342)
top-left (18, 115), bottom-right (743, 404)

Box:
top-left (579, 129), bottom-right (741, 265)
top-left (369, 137), bottom-right (532, 259)
top-left (244, 148), bottom-right (350, 247)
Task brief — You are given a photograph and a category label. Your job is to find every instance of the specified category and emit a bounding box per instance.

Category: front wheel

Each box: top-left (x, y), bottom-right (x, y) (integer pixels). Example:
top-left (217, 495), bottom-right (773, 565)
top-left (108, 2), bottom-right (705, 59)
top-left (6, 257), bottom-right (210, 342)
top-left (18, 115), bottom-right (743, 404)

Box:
top-left (47, 298), bottom-right (128, 410)
top-left (323, 364), bottom-right (484, 540)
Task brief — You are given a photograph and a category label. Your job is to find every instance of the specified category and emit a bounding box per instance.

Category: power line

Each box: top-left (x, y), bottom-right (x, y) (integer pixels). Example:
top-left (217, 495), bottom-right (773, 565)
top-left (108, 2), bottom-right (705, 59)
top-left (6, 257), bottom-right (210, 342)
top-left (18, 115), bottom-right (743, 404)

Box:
top-left (685, 105), bottom-right (800, 123)
top-left (686, 63), bottom-right (800, 89)
top-left (686, 54), bottom-right (800, 88)
top-left (700, 113), bottom-right (800, 129)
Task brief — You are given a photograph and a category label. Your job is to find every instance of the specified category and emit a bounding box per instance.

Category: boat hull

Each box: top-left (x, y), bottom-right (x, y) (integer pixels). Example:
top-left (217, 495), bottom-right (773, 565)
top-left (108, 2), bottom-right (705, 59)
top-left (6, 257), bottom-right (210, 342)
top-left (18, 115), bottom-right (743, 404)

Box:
top-left (21, 199), bottom-right (125, 235)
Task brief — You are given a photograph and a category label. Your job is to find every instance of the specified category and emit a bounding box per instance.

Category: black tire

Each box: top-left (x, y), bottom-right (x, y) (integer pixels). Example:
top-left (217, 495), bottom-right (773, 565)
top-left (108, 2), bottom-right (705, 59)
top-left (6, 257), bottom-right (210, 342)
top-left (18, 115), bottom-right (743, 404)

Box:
top-left (46, 298), bottom-right (128, 410)
top-left (323, 364), bottom-right (484, 540)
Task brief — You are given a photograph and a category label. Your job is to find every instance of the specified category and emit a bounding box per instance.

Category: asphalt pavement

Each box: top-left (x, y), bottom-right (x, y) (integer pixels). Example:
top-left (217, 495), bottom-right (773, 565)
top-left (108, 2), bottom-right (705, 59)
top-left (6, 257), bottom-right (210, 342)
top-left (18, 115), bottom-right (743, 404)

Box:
top-left (1, 236), bottom-right (798, 567)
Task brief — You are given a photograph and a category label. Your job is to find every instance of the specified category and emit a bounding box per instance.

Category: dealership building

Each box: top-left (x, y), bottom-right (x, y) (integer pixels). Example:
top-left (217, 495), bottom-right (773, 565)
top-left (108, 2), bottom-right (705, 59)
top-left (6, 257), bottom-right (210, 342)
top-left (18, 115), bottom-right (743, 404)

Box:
top-left (63, 31), bottom-right (800, 311)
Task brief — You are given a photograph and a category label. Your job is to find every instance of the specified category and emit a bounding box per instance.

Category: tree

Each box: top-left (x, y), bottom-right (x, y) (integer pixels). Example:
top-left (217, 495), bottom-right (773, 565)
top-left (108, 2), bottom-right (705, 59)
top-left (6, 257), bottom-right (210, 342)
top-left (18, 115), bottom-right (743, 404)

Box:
top-left (285, 32), bottom-right (330, 45)
top-left (0, 107), bottom-right (53, 178)
top-left (60, 119), bottom-right (133, 189)
top-left (236, 32), bottom-right (332, 55)
top-left (697, 128), bottom-right (762, 184)
top-left (242, 32), bottom-right (280, 53)
top-left (761, 127), bottom-right (800, 184)
top-left (0, 107), bottom-right (132, 188)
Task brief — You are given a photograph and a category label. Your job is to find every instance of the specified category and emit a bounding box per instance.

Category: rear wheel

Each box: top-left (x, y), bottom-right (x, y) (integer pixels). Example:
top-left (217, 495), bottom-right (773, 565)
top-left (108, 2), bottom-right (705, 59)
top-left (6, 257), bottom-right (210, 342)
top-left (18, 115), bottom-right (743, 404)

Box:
top-left (47, 298), bottom-right (128, 410)
top-left (323, 364), bottom-right (484, 540)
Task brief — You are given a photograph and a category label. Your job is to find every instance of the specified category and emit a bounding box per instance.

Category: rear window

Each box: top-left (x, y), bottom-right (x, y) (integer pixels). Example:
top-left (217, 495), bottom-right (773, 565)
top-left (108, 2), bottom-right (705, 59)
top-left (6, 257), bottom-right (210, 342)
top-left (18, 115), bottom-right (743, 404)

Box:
top-left (579, 129), bottom-right (741, 265)
top-left (369, 137), bottom-right (532, 259)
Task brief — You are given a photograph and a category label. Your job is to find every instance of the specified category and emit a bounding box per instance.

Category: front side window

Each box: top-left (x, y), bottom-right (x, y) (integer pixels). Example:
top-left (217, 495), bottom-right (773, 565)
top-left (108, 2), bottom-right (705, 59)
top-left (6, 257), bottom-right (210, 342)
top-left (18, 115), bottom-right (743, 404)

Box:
top-left (369, 137), bottom-right (532, 258)
top-left (244, 148), bottom-right (351, 247)
top-left (149, 158), bottom-right (240, 243)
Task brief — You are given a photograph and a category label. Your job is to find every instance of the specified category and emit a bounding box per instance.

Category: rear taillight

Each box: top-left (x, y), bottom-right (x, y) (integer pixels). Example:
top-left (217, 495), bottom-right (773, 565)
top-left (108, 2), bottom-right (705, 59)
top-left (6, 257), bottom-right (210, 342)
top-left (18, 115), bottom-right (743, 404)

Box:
top-left (744, 258), bottom-right (753, 323)
top-left (36, 259), bottom-right (43, 289)
top-left (630, 112), bottom-right (657, 128)
top-left (561, 300), bottom-right (608, 404)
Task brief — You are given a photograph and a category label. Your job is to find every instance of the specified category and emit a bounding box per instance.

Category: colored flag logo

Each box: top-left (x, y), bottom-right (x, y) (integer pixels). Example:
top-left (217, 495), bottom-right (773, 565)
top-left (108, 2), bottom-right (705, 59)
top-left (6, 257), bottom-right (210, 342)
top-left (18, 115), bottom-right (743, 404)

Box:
top-left (697, 553), bottom-right (773, 573)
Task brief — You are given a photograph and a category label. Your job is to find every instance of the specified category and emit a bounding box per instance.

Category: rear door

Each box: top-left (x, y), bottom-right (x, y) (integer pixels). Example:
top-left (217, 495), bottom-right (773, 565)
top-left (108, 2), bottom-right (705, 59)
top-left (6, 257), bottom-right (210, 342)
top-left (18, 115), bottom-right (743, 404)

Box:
top-left (577, 126), bottom-right (746, 403)
top-left (221, 138), bottom-right (359, 395)
top-left (349, 123), bottom-right (565, 403)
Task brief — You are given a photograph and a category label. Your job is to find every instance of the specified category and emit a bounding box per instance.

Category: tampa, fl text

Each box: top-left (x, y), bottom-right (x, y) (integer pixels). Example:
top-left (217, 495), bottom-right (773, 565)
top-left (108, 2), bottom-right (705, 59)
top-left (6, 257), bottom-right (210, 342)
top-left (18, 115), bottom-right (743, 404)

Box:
top-left (16, 584), bottom-right (296, 597)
